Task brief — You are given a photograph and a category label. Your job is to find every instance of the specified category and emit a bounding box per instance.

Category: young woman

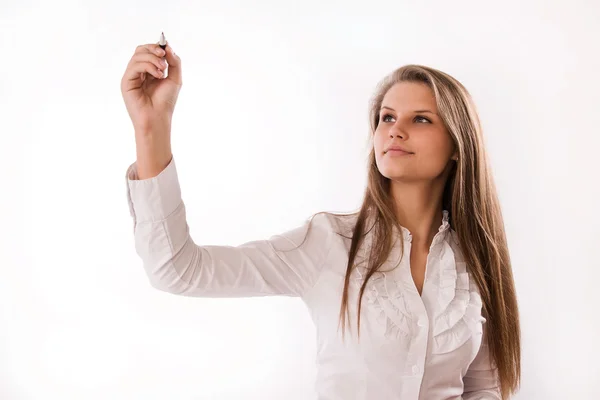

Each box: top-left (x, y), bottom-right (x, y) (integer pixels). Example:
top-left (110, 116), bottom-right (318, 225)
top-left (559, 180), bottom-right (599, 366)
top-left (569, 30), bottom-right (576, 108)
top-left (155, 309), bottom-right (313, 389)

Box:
top-left (121, 40), bottom-right (521, 399)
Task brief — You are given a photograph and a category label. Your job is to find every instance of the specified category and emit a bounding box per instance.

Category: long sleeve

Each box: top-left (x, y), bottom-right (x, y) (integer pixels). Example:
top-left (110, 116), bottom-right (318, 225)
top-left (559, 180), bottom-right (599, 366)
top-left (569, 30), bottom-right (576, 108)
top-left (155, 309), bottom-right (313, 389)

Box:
top-left (462, 323), bottom-right (502, 399)
top-left (125, 156), bottom-right (332, 298)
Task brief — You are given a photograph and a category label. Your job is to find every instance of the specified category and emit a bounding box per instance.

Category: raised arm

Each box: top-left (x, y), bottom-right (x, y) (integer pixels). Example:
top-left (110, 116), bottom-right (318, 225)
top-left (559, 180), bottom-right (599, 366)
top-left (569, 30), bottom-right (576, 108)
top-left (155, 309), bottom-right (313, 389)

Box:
top-left (125, 157), bottom-right (332, 298)
top-left (120, 38), bottom-right (332, 299)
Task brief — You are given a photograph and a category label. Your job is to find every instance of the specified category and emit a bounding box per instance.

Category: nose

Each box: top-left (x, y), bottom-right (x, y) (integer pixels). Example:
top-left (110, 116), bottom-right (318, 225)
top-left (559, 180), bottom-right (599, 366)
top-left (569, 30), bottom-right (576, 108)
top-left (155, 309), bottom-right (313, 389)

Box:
top-left (385, 116), bottom-right (409, 138)
top-left (388, 124), bottom-right (406, 139)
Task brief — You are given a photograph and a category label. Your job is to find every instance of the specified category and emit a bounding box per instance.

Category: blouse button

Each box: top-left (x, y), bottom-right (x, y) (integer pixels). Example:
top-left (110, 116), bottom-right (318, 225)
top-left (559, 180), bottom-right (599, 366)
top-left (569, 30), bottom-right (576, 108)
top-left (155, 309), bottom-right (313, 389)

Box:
top-left (417, 319), bottom-right (426, 327)
top-left (412, 365), bottom-right (420, 375)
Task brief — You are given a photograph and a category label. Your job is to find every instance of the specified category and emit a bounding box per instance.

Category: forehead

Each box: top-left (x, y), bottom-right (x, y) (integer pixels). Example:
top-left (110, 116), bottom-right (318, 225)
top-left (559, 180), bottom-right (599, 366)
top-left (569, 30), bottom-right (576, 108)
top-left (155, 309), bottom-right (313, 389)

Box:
top-left (381, 82), bottom-right (437, 111)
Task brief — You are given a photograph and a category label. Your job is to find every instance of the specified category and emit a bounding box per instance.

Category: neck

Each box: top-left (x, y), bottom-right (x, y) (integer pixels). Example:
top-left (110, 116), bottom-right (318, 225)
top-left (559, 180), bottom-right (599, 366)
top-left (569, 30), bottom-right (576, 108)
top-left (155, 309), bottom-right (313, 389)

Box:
top-left (389, 178), bottom-right (446, 250)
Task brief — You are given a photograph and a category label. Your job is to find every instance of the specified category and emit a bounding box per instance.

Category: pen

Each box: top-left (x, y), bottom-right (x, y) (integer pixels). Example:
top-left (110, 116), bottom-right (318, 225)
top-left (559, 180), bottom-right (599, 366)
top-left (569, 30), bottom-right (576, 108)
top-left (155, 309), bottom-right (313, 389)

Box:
top-left (159, 31), bottom-right (167, 51)
top-left (158, 32), bottom-right (168, 78)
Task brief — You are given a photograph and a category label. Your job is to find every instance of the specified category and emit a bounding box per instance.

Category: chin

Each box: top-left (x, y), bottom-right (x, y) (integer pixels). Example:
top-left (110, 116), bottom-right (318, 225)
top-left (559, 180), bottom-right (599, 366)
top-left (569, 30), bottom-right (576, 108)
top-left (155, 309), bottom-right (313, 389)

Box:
top-left (379, 168), bottom-right (412, 181)
top-left (385, 175), bottom-right (416, 182)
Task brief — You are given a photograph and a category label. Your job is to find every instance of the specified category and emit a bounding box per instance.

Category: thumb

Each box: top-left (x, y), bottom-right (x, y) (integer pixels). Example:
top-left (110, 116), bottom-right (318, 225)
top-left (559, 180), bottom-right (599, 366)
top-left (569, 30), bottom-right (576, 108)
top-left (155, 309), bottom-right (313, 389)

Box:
top-left (164, 43), bottom-right (182, 85)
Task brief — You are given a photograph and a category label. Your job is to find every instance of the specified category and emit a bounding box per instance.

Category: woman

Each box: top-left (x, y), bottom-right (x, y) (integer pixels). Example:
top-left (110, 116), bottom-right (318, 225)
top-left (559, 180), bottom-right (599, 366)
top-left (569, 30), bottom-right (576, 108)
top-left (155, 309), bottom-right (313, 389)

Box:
top-left (121, 40), bottom-right (521, 399)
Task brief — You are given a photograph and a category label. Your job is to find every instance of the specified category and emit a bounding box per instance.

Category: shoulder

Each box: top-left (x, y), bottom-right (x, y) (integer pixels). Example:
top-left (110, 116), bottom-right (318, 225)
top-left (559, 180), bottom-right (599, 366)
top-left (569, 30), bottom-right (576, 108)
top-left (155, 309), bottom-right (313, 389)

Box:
top-left (305, 211), bottom-right (359, 239)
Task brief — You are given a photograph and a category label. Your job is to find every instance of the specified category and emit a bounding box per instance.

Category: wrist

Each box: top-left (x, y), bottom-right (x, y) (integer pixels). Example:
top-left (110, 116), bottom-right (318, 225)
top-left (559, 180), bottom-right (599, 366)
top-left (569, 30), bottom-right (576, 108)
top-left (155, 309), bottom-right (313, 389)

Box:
top-left (134, 124), bottom-right (170, 139)
top-left (134, 134), bottom-right (173, 180)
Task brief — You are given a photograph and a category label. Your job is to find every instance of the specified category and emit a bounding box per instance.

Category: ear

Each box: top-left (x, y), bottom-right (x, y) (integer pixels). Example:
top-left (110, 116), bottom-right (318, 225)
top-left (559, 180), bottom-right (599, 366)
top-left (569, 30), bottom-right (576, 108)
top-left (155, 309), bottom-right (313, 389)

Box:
top-left (450, 142), bottom-right (459, 161)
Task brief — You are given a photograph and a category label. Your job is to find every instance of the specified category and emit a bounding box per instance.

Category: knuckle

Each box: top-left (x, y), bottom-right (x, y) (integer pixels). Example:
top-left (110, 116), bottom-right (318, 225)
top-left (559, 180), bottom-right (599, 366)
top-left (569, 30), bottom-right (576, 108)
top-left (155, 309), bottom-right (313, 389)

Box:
top-left (133, 53), bottom-right (150, 64)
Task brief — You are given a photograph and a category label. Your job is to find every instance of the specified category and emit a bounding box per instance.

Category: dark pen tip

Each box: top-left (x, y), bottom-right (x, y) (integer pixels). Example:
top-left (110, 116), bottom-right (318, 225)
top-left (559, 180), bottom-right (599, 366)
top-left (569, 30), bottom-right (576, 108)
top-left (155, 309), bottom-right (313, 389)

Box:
top-left (159, 31), bottom-right (167, 48)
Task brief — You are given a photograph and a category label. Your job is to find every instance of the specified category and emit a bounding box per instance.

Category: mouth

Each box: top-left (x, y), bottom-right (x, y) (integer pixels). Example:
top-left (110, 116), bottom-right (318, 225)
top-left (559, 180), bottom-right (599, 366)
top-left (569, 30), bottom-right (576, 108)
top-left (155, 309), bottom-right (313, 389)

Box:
top-left (385, 149), bottom-right (411, 154)
top-left (384, 148), bottom-right (414, 156)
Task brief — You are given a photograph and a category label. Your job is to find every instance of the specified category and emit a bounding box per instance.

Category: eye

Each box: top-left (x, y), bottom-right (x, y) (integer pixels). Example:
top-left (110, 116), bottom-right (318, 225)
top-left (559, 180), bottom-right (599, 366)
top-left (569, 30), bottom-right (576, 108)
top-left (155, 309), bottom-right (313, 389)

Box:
top-left (381, 113), bottom-right (395, 122)
top-left (414, 115), bottom-right (431, 123)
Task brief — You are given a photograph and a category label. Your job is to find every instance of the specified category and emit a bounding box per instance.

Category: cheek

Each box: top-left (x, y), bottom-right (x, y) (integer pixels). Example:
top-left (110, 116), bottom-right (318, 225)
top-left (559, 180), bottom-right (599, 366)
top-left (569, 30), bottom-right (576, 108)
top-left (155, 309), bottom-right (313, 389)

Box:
top-left (373, 130), bottom-right (386, 152)
top-left (373, 133), bottom-right (388, 165)
top-left (416, 130), bottom-right (454, 159)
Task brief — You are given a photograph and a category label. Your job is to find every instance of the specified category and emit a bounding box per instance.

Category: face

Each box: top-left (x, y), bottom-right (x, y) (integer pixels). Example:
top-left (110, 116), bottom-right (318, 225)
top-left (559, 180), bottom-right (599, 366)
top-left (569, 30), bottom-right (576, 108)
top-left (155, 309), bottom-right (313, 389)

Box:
top-left (373, 81), bottom-right (457, 182)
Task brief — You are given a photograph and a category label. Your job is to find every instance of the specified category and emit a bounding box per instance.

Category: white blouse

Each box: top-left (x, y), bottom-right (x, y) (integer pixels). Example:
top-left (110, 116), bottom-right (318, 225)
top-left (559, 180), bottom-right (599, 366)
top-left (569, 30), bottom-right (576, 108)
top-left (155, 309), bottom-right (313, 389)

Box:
top-left (125, 156), bottom-right (502, 400)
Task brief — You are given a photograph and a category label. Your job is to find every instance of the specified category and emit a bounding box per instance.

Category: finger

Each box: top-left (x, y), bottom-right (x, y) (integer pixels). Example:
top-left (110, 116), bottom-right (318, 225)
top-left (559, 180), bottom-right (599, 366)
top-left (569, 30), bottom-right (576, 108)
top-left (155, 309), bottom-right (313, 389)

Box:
top-left (123, 61), bottom-right (164, 85)
top-left (131, 52), bottom-right (167, 75)
top-left (135, 43), bottom-right (166, 57)
top-left (163, 43), bottom-right (182, 85)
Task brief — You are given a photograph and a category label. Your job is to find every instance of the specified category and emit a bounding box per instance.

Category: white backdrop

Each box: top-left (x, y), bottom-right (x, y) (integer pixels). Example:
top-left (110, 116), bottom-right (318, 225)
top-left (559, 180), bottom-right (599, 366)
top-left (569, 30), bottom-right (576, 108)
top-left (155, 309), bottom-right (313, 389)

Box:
top-left (1, 0), bottom-right (599, 398)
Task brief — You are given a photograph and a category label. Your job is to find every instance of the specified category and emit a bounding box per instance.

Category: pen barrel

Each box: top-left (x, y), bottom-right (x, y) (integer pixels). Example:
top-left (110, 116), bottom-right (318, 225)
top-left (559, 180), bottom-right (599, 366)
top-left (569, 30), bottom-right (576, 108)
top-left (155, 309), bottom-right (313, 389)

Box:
top-left (159, 47), bottom-right (168, 78)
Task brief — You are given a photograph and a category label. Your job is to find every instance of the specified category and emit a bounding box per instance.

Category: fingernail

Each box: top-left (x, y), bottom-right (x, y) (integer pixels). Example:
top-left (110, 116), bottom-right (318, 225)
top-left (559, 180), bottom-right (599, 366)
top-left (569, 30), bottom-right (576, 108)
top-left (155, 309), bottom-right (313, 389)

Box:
top-left (156, 48), bottom-right (165, 56)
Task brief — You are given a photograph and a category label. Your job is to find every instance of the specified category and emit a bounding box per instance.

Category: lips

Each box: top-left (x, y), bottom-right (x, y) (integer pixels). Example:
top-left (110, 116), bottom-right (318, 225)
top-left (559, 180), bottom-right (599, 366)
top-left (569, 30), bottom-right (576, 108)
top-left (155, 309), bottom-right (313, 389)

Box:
top-left (384, 145), bottom-right (413, 154)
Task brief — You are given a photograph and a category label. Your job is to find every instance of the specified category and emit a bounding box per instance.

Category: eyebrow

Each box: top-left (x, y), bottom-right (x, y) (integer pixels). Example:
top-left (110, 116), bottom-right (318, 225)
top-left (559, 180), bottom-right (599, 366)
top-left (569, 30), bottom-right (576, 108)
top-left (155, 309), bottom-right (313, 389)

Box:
top-left (380, 106), bottom-right (437, 115)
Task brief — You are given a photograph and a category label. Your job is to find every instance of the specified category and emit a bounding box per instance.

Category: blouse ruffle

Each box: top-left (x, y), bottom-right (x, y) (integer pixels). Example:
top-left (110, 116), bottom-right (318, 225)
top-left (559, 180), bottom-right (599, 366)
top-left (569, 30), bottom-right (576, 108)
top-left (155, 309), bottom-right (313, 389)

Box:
top-left (351, 210), bottom-right (485, 353)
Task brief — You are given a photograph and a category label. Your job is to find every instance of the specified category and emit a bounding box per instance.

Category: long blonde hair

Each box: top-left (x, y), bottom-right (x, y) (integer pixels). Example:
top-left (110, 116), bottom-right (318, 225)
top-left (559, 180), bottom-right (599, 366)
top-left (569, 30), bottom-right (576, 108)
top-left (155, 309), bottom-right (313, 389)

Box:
top-left (326, 64), bottom-right (520, 398)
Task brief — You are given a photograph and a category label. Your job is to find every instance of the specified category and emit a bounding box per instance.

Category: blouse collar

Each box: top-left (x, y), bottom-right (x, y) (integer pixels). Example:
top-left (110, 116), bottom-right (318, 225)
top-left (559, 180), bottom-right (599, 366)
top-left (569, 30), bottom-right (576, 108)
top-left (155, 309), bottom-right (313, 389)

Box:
top-left (398, 209), bottom-right (451, 244)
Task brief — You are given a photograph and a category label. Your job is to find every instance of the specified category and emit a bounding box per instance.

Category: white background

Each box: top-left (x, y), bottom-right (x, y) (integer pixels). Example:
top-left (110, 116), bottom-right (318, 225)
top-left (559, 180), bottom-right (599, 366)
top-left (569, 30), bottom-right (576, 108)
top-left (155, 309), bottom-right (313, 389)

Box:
top-left (1, 0), bottom-right (599, 398)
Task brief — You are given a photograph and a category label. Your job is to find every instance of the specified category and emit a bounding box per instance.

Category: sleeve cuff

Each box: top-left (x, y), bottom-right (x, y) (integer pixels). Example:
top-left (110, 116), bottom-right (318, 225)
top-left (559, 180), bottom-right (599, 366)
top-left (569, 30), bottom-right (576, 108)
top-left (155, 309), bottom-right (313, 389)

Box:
top-left (125, 156), bottom-right (183, 223)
